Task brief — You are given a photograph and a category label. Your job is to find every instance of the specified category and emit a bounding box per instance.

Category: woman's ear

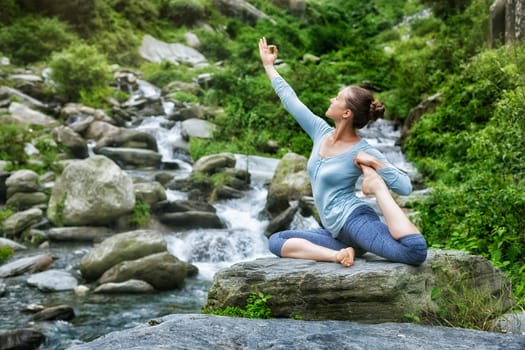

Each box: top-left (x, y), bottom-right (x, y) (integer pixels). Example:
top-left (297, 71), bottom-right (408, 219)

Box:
top-left (343, 109), bottom-right (353, 119)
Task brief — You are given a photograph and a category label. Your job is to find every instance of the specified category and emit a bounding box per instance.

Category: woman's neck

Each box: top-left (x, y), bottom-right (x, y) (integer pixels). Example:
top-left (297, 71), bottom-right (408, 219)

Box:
top-left (331, 124), bottom-right (360, 143)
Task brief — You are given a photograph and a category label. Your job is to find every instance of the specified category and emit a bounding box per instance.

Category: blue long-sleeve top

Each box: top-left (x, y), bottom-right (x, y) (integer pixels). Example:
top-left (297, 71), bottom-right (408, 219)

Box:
top-left (271, 76), bottom-right (412, 237)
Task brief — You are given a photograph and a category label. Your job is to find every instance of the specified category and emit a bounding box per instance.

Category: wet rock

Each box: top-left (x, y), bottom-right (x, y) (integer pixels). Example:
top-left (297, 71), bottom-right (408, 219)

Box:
top-left (265, 204), bottom-right (299, 237)
top-left (0, 237), bottom-right (27, 251)
top-left (46, 226), bottom-right (112, 242)
top-left (213, 185), bottom-right (245, 200)
top-left (0, 254), bottom-right (53, 278)
top-left (94, 279), bottom-right (155, 294)
top-left (98, 252), bottom-right (197, 290)
top-left (66, 313), bottom-right (525, 350)
top-left (2, 208), bottom-right (43, 237)
top-left (96, 147), bottom-right (162, 169)
top-left (152, 199), bottom-right (216, 214)
top-left (266, 152), bottom-right (311, 217)
top-left (158, 211), bottom-right (225, 230)
top-left (192, 152), bottom-right (236, 174)
top-left (26, 269), bottom-right (78, 292)
top-left (52, 125), bottom-right (89, 158)
top-left (79, 229), bottom-right (167, 281)
top-left (47, 155), bottom-right (135, 226)
top-left (31, 305), bottom-right (75, 321)
top-left (0, 328), bottom-right (45, 350)
top-left (133, 181), bottom-right (167, 205)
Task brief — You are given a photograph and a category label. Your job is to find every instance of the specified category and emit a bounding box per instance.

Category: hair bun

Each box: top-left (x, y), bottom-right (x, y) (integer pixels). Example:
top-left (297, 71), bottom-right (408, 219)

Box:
top-left (369, 100), bottom-right (384, 121)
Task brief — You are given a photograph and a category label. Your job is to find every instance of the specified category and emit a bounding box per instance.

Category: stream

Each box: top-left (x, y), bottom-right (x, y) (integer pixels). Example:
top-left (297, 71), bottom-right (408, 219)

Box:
top-left (0, 80), bottom-right (417, 349)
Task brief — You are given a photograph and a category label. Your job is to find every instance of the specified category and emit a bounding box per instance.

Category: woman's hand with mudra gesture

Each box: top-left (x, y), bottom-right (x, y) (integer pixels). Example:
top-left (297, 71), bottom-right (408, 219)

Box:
top-left (259, 37), bottom-right (278, 66)
top-left (259, 37), bottom-right (280, 80)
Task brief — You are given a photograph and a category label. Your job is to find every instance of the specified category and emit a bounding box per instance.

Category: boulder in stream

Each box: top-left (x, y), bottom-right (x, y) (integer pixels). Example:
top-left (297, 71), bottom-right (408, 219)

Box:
top-left (47, 155), bottom-right (135, 226)
top-left (97, 252), bottom-right (197, 290)
top-left (0, 328), bottom-right (45, 350)
top-left (79, 229), bottom-right (167, 281)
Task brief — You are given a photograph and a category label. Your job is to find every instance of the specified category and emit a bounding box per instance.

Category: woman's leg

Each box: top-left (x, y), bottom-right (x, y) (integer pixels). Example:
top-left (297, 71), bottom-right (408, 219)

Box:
top-left (268, 228), bottom-right (356, 267)
top-left (360, 165), bottom-right (418, 240)
top-left (337, 166), bottom-right (428, 266)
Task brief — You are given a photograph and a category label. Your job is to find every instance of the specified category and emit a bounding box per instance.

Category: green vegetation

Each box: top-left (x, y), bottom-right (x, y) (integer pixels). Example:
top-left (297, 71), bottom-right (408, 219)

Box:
top-left (204, 292), bottom-right (273, 319)
top-left (49, 43), bottom-right (112, 105)
top-left (0, 245), bottom-right (14, 264)
top-left (421, 261), bottom-right (512, 330)
top-left (129, 200), bottom-right (152, 228)
top-left (0, 0), bottom-right (523, 318)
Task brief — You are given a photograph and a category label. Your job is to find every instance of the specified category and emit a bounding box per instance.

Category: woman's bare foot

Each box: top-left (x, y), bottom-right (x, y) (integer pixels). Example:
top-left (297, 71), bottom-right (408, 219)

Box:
top-left (335, 247), bottom-right (355, 267)
top-left (360, 165), bottom-right (388, 195)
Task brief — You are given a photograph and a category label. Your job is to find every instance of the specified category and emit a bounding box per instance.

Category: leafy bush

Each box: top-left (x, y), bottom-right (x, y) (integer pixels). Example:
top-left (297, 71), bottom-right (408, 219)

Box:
top-left (204, 292), bottom-right (273, 319)
top-left (0, 123), bottom-right (32, 165)
top-left (159, 0), bottom-right (208, 26)
top-left (0, 15), bottom-right (77, 64)
top-left (407, 43), bottom-right (525, 307)
top-left (49, 43), bottom-right (112, 103)
top-left (0, 0), bottom-right (20, 25)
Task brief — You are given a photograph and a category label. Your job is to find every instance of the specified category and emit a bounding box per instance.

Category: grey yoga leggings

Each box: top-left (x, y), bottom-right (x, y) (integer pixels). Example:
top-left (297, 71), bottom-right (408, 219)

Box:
top-left (268, 205), bottom-right (428, 266)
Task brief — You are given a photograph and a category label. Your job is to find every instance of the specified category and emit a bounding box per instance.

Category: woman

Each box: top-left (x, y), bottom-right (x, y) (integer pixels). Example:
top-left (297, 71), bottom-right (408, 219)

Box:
top-left (259, 37), bottom-right (427, 267)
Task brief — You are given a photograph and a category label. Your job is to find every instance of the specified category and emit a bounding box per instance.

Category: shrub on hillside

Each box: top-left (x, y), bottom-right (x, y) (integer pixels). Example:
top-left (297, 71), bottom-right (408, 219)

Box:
top-left (159, 0), bottom-right (208, 26)
top-left (407, 44), bottom-right (525, 306)
top-left (0, 15), bottom-right (77, 64)
top-left (49, 43), bottom-right (112, 103)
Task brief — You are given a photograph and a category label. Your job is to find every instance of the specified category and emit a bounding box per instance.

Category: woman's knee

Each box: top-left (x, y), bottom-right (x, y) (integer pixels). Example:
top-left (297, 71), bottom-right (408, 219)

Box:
top-left (268, 233), bottom-right (285, 257)
top-left (401, 234), bottom-right (428, 266)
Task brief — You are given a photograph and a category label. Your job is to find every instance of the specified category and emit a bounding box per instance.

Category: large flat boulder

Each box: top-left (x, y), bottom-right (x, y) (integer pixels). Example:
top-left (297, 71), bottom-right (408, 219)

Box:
top-left (205, 250), bottom-right (514, 323)
top-left (66, 313), bottom-right (525, 350)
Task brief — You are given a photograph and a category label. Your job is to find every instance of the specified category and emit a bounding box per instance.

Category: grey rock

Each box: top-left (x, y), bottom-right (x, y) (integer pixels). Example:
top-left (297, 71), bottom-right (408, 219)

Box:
top-left (47, 155), bottom-right (135, 226)
top-left (192, 152), bottom-right (236, 174)
top-left (0, 328), bottom-right (45, 350)
top-left (31, 305), bottom-right (75, 321)
top-left (266, 152), bottom-right (311, 217)
top-left (158, 211), bottom-right (225, 230)
top-left (94, 279), bottom-right (155, 294)
top-left (205, 250), bottom-right (514, 324)
top-left (96, 147), bottom-right (162, 169)
top-left (66, 313), bottom-right (525, 350)
top-left (79, 229), bottom-right (167, 281)
top-left (46, 226), bottom-right (112, 242)
top-left (6, 191), bottom-right (48, 210)
top-left (2, 208), bottom-right (43, 237)
top-left (134, 181), bottom-right (167, 205)
top-left (98, 252), bottom-right (196, 290)
top-left (181, 118), bottom-right (216, 138)
top-left (0, 237), bottom-right (27, 251)
top-left (6, 169), bottom-right (40, 196)
top-left (0, 254), bottom-right (53, 278)
top-left (26, 269), bottom-right (78, 292)
top-left (7, 102), bottom-right (58, 127)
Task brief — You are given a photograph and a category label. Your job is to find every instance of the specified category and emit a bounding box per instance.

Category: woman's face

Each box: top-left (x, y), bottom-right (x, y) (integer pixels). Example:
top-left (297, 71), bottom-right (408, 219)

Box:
top-left (325, 88), bottom-right (350, 120)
